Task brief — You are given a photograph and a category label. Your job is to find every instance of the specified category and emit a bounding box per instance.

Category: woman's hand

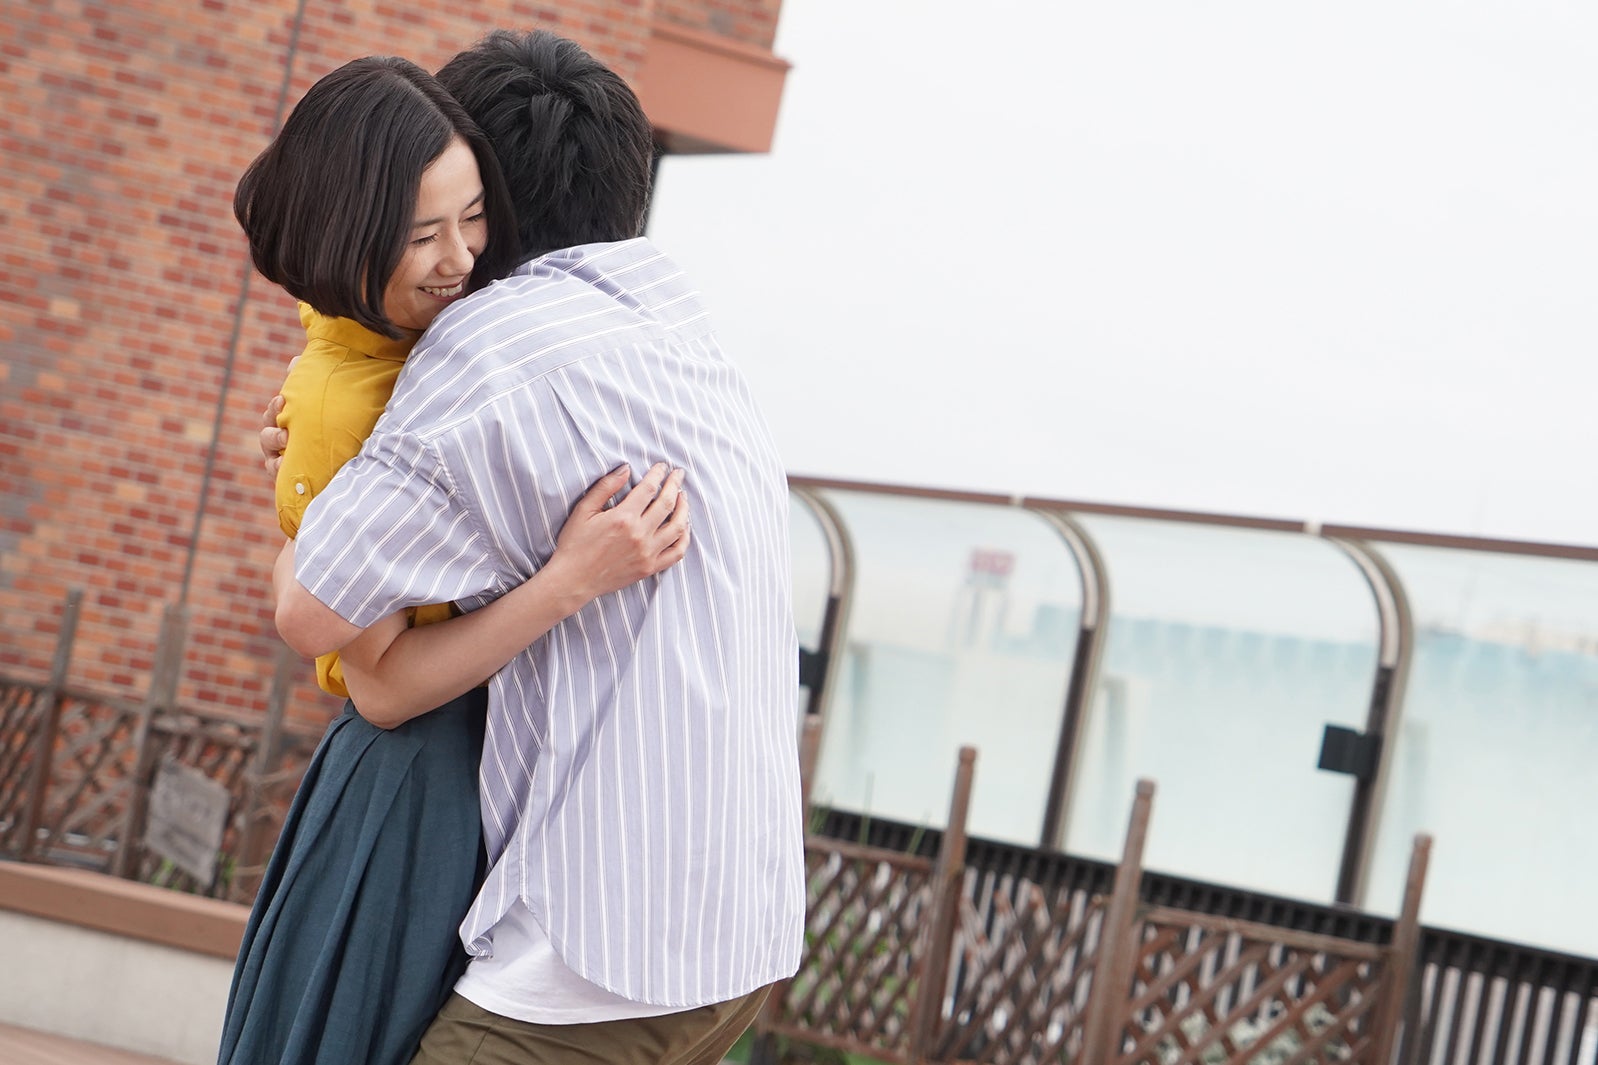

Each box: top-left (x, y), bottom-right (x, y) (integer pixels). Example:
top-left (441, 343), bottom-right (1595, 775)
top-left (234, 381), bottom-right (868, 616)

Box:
top-left (259, 355), bottom-right (299, 480)
top-left (260, 394), bottom-right (288, 479)
top-left (542, 462), bottom-right (690, 603)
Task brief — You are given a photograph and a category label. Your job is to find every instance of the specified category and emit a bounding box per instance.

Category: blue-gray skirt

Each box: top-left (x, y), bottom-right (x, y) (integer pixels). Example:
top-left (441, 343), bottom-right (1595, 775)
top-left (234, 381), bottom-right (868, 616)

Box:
top-left (217, 689), bottom-right (487, 1065)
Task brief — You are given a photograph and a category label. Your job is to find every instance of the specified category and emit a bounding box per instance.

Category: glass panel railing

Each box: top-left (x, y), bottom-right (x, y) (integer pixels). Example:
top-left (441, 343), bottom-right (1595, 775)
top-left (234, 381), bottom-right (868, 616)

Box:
top-left (809, 490), bottom-right (1084, 845)
top-left (1063, 516), bottom-right (1380, 903)
top-left (1363, 545), bottom-right (1598, 956)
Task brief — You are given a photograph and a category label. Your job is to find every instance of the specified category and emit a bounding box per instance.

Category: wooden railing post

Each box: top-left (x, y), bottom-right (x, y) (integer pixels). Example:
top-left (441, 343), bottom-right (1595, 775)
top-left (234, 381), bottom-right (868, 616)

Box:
top-left (19, 589), bottom-right (82, 861)
top-left (1079, 778), bottom-right (1156, 1065)
top-left (909, 745), bottom-right (976, 1064)
top-left (749, 712), bottom-right (832, 1065)
top-left (111, 602), bottom-right (187, 879)
top-left (797, 714), bottom-right (823, 818)
top-left (1370, 833), bottom-right (1431, 1065)
top-left (231, 640), bottom-right (299, 901)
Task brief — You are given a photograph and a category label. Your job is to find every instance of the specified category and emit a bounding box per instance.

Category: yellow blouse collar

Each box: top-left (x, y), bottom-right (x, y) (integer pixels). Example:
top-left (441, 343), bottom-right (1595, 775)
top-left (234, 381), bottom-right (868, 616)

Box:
top-left (297, 302), bottom-right (419, 363)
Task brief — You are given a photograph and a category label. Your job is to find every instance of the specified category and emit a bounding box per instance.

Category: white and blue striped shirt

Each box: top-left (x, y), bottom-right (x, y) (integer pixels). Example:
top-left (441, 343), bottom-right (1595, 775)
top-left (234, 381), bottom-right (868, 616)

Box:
top-left (295, 239), bottom-right (804, 1008)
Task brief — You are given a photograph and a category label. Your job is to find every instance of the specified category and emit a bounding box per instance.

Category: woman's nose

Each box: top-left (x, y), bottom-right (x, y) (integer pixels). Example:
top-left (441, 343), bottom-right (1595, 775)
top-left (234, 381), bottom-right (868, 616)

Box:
top-left (438, 229), bottom-right (475, 276)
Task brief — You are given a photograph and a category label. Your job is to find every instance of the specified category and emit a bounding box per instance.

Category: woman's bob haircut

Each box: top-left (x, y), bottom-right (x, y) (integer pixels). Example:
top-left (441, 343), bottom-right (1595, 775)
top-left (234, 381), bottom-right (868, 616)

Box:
top-left (235, 56), bottom-right (520, 338)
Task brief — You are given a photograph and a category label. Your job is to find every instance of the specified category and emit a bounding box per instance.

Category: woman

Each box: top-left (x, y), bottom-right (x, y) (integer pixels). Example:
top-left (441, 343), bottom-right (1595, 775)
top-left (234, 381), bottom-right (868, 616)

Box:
top-left (219, 57), bottom-right (688, 1065)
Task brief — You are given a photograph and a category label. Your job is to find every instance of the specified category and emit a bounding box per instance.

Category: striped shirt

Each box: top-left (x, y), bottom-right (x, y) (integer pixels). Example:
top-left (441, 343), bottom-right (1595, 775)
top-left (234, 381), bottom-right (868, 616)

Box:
top-left (294, 238), bottom-right (805, 1008)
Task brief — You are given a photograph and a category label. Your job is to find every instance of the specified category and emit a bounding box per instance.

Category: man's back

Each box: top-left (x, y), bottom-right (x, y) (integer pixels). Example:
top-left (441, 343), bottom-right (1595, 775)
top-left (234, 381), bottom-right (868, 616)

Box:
top-left (296, 238), bottom-right (804, 1008)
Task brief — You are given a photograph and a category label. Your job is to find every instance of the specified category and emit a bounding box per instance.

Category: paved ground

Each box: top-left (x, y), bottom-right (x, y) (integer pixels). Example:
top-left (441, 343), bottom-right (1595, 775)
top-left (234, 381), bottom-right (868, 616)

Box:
top-left (0, 1023), bottom-right (183, 1065)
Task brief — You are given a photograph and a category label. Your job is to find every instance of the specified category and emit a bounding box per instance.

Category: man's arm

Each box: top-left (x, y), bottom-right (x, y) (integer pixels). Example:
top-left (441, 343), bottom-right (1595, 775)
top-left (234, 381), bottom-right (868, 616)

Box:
top-left (339, 465), bottom-right (686, 726)
top-left (276, 462), bottom-right (689, 692)
top-left (272, 539), bottom-right (362, 657)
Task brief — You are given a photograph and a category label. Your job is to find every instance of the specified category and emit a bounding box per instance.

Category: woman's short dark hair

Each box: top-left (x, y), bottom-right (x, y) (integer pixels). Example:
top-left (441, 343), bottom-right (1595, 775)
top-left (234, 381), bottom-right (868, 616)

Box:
top-left (234, 56), bottom-right (520, 338)
top-left (437, 30), bottom-right (656, 261)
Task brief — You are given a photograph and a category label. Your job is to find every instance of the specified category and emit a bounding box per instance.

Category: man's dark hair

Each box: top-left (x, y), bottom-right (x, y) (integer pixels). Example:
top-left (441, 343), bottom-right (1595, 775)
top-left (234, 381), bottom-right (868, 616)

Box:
top-left (234, 56), bottom-right (520, 338)
top-left (437, 30), bottom-right (656, 261)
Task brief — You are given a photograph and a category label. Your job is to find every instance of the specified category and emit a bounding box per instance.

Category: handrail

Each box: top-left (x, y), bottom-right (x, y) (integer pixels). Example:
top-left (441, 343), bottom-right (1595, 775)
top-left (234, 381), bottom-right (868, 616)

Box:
top-left (789, 472), bottom-right (1598, 557)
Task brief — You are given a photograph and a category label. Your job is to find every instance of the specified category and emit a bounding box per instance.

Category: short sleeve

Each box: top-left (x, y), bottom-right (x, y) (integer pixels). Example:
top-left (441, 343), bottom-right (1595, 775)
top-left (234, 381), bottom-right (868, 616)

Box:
top-left (294, 429), bottom-right (500, 629)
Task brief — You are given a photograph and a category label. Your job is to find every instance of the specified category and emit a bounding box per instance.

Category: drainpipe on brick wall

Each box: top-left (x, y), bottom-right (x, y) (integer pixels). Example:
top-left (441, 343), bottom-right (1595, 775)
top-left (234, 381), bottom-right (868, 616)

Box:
top-left (177, 0), bottom-right (310, 606)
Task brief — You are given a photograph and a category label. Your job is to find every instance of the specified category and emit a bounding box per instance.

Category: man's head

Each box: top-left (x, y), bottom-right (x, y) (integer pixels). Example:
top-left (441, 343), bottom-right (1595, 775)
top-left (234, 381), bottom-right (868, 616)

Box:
top-left (437, 30), bottom-right (656, 262)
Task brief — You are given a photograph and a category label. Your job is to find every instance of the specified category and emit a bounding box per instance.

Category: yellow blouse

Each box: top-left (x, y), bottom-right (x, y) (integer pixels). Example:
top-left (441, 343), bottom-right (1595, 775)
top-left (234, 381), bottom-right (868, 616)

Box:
top-left (275, 303), bottom-right (453, 698)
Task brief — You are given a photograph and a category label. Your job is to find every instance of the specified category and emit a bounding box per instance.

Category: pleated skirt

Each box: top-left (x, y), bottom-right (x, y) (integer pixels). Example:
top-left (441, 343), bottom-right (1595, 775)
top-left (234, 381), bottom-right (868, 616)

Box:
top-left (217, 689), bottom-right (487, 1065)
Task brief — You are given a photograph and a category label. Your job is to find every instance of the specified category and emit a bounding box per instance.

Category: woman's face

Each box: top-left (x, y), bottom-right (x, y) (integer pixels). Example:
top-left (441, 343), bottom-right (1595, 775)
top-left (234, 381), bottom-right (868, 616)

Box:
top-left (383, 136), bottom-right (490, 332)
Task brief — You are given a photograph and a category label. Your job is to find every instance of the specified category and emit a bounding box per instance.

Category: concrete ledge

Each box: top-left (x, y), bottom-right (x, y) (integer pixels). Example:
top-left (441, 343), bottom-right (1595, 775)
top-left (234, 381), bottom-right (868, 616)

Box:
top-left (0, 1020), bottom-right (184, 1064)
top-left (0, 861), bottom-right (248, 961)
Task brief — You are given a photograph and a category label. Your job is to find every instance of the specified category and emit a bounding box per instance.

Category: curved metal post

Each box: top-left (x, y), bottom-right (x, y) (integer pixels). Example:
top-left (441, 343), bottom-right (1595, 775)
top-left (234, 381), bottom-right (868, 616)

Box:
top-left (1322, 537), bottom-right (1413, 908)
top-left (1027, 507), bottom-right (1112, 852)
top-left (788, 485), bottom-right (856, 753)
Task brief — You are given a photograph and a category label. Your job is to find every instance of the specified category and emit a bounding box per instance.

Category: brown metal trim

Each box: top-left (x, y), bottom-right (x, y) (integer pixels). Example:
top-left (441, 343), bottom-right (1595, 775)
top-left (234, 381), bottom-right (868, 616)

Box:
top-left (1318, 524), bottom-right (1598, 562)
top-left (636, 21), bottom-right (791, 155)
top-left (788, 474), bottom-right (1598, 559)
top-left (788, 474), bottom-right (1018, 508)
top-left (1025, 495), bottom-right (1306, 533)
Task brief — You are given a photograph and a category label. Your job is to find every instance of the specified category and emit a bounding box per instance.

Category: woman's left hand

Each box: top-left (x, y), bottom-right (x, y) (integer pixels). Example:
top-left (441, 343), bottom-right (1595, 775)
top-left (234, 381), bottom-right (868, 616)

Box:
top-left (544, 462), bottom-right (690, 601)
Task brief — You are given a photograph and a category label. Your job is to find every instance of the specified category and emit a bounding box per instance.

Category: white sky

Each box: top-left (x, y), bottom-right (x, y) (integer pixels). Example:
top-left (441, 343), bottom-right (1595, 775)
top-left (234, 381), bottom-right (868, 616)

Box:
top-left (648, 1), bottom-right (1598, 548)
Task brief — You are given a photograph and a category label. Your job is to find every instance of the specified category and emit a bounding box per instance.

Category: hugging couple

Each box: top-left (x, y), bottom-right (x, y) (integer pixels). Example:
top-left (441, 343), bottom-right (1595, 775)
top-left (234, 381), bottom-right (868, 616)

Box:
top-left (221, 27), bottom-right (802, 1065)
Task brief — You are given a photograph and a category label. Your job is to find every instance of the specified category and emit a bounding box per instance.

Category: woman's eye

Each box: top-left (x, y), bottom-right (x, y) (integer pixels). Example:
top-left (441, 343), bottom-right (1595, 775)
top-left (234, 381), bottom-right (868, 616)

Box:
top-left (411, 234), bottom-right (437, 247)
top-left (463, 212), bottom-right (486, 225)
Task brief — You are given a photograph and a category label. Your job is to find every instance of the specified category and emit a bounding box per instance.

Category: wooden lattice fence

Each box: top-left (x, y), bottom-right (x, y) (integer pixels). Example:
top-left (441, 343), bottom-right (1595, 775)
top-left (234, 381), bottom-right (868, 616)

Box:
top-left (934, 887), bottom-right (1107, 1064)
top-left (759, 745), bottom-right (976, 1064)
top-left (0, 590), bottom-right (321, 903)
top-left (756, 766), bottom-right (1432, 1065)
top-left (1109, 908), bottom-right (1394, 1064)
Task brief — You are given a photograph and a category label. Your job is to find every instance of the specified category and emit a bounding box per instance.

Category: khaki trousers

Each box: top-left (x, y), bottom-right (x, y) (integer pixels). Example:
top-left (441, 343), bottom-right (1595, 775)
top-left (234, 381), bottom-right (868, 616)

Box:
top-left (409, 984), bottom-right (770, 1065)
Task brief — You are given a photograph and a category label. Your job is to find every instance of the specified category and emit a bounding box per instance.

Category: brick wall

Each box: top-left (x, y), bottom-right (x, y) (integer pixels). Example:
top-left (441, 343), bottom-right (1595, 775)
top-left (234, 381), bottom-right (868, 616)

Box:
top-left (656, 0), bottom-right (781, 48)
top-left (0, 0), bottom-right (783, 726)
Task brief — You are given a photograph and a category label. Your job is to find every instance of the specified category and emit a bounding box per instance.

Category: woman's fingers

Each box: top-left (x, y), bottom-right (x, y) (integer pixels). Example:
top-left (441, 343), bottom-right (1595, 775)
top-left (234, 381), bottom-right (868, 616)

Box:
top-left (614, 461), bottom-right (672, 515)
top-left (260, 394), bottom-right (287, 478)
top-left (574, 464), bottom-right (632, 518)
top-left (657, 493), bottom-right (690, 565)
top-left (642, 468), bottom-right (686, 526)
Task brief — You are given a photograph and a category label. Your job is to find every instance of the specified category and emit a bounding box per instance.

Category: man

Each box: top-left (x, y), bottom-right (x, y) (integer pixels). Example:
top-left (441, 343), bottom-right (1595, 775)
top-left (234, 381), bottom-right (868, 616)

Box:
top-left (274, 29), bottom-right (804, 1065)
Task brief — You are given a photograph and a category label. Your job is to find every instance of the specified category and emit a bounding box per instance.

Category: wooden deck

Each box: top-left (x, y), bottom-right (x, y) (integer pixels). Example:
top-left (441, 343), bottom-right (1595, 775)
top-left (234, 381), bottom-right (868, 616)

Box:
top-left (0, 1023), bottom-right (183, 1065)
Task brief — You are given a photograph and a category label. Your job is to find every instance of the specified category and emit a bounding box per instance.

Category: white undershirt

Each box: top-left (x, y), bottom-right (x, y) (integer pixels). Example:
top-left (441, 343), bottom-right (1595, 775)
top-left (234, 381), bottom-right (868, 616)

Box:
top-left (454, 901), bottom-right (689, 1024)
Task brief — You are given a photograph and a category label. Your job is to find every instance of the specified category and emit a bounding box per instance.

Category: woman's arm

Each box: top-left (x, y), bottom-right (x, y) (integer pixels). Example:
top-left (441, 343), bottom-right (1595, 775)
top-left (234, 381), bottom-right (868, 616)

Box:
top-left (337, 462), bottom-right (689, 729)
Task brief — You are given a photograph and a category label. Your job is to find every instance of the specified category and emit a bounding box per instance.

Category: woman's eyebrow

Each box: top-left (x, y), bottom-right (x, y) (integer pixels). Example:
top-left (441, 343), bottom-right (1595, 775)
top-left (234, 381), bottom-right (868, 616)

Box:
top-left (411, 189), bottom-right (487, 230)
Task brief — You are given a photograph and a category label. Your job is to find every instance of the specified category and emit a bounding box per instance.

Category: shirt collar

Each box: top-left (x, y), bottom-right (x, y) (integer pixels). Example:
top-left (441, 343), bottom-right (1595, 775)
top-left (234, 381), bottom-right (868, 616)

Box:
top-left (298, 302), bottom-right (418, 363)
